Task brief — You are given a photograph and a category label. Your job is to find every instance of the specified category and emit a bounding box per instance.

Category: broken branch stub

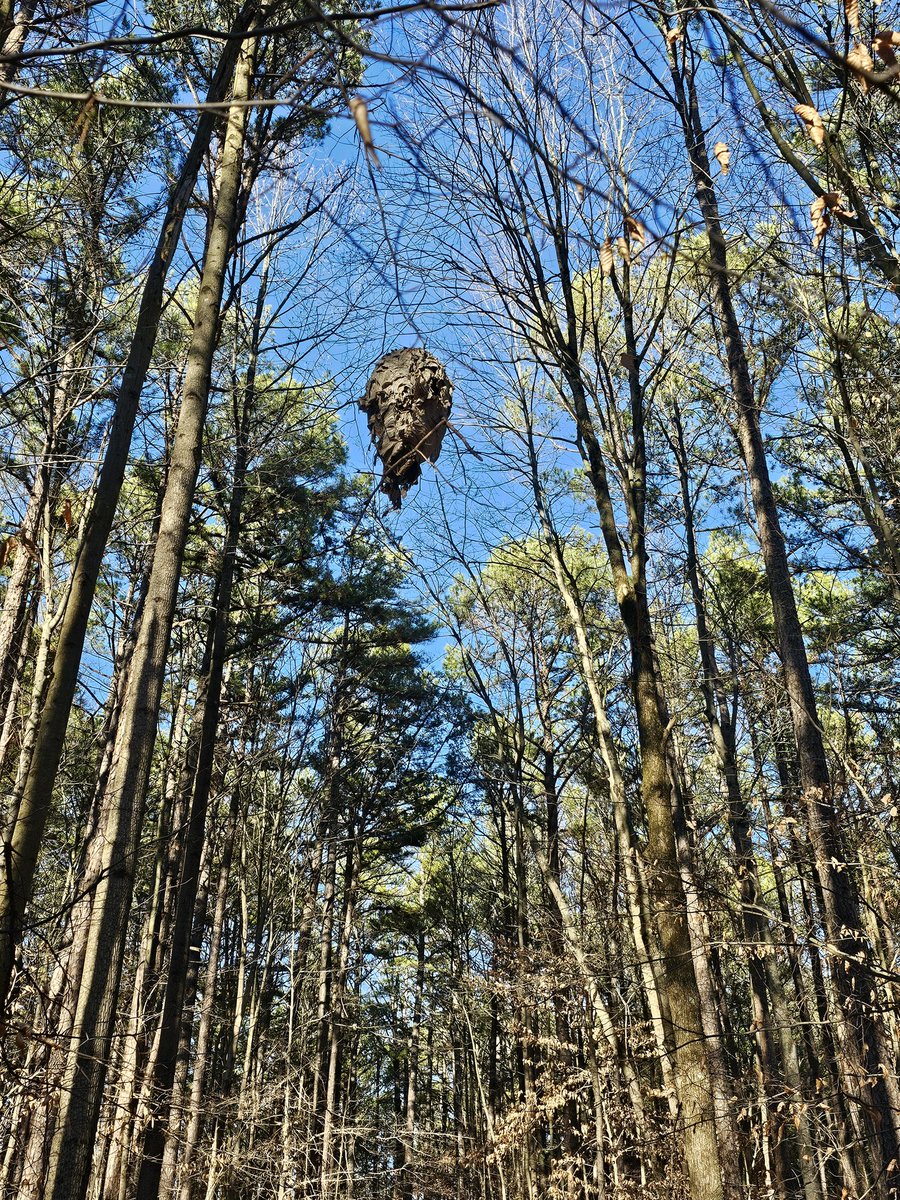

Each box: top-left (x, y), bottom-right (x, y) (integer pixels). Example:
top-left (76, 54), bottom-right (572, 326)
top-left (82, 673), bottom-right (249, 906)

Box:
top-left (360, 348), bottom-right (453, 508)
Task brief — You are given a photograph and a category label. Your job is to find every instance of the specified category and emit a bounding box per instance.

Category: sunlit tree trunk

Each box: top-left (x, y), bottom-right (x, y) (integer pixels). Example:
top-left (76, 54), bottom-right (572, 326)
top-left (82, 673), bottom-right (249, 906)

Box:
top-left (669, 399), bottom-right (821, 1200)
top-left (174, 780), bottom-right (241, 1200)
top-left (0, 449), bottom-right (49, 756)
top-left (135, 257), bottom-right (266, 1200)
top-left (0, 8), bottom-right (256, 1008)
top-left (666, 31), bottom-right (899, 1190)
top-left (41, 41), bottom-right (255, 1200)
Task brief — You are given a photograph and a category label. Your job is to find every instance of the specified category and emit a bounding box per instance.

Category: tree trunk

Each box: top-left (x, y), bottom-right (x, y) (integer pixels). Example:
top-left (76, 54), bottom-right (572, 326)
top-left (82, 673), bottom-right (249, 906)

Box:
top-left (670, 400), bottom-right (821, 1200)
top-left (174, 782), bottom-right (241, 1200)
top-left (0, 5), bottom-right (256, 1009)
top-left (520, 396), bottom-right (677, 1122)
top-left (544, 298), bottom-right (728, 1196)
top-left (0, 450), bottom-right (49, 744)
top-left (666, 30), bottom-right (899, 1190)
top-left (41, 41), bottom-right (255, 1200)
top-left (134, 257), bottom-right (264, 1200)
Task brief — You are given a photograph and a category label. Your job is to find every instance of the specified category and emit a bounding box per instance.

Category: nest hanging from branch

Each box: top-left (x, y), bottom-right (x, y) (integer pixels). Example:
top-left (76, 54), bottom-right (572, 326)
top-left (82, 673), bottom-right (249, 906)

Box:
top-left (360, 348), bottom-right (453, 508)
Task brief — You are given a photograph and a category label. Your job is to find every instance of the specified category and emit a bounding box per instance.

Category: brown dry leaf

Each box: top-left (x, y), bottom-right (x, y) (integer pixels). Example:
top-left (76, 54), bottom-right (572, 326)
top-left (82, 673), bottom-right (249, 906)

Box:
top-left (844, 0), bottom-right (860, 31)
top-left (810, 192), bottom-right (853, 249)
top-left (810, 196), bottom-right (831, 249)
top-left (616, 236), bottom-right (630, 260)
top-left (822, 190), bottom-right (854, 216)
top-left (19, 536), bottom-right (40, 563)
top-left (873, 29), bottom-right (900, 63)
top-left (349, 95), bottom-right (380, 168)
top-left (575, 181), bottom-right (585, 202)
top-left (713, 141), bottom-right (731, 173)
top-left (600, 238), bottom-right (614, 276)
top-left (795, 103), bottom-right (826, 146)
top-left (620, 352), bottom-right (637, 372)
top-left (665, 24), bottom-right (682, 44)
top-left (847, 43), bottom-right (874, 90)
top-left (62, 499), bottom-right (73, 529)
top-left (73, 94), bottom-right (97, 150)
top-left (623, 214), bottom-right (646, 248)
top-left (0, 537), bottom-right (11, 570)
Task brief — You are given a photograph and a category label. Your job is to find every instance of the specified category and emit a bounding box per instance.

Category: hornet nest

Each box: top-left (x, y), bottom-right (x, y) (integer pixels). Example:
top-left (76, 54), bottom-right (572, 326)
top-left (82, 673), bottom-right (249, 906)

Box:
top-left (360, 348), bottom-right (453, 508)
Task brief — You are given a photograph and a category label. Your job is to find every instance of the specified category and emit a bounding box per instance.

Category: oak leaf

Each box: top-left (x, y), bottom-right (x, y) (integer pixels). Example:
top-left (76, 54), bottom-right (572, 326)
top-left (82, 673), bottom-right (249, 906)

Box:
top-left (810, 192), bottom-right (853, 249)
top-left (713, 141), bottom-right (731, 173)
top-left (623, 214), bottom-right (646, 248)
top-left (845, 0), bottom-right (860, 31)
top-left (810, 196), bottom-right (831, 249)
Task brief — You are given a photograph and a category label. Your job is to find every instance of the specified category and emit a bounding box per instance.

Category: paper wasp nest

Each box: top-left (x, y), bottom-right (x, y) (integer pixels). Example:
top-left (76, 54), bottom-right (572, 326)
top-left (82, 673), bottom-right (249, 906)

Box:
top-left (360, 348), bottom-right (453, 508)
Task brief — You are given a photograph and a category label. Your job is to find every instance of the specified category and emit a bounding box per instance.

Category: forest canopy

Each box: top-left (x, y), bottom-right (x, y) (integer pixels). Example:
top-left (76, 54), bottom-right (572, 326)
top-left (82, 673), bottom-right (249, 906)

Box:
top-left (0, 0), bottom-right (899, 1198)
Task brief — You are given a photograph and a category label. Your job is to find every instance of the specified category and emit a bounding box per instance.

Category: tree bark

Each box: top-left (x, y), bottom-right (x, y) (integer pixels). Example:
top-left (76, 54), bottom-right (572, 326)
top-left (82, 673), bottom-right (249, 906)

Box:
top-left (548, 294), bottom-right (728, 1199)
top-left (40, 40), bottom-right (255, 1200)
top-left (134, 254), bottom-right (265, 1200)
top-left (174, 783), bottom-right (241, 1200)
top-left (0, 5), bottom-right (256, 1009)
top-left (666, 30), bottom-right (899, 1190)
top-left (669, 400), bottom-right (821, 1200)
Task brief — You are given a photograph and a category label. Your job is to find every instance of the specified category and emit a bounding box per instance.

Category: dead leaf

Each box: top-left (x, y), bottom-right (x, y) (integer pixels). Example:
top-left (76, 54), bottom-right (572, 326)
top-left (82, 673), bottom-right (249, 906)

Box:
top-left (810, 196), bottom-right (831, 248)
top-left (62, 499), bottom-right (73, 529)
top-left (825, 190), bottom-right (854, 217)
top-left (623, 215), bottom-right (646, 248)
top-left (847, 43), bottom-right (874, 90)
top-left (665, 25), bottom-right (682, 44)
top-left (600, 238), bottom-right (614, 276)
top-left (845, 0), bottom-right (860, 31)
top-left (713, 141), bottom-right (731, 173)
top-left (73, 94), bottom-right (97, 150)
top-left (810, 192), bottom-right (853, 249)
top-left (873, 29), bottom-right (900, 64)
top-left (616, 236), bottom-right (630, 260)
top-left (349, 95), bottom-right (380, 169)
top-left (795, 103), bottom-right (826, 147)
top-left (575, 181), bottom-right (585, 202)
top-left (0, 537), bottom-right (11, 570)
top-left (620, 352), bottom-right (637, 371)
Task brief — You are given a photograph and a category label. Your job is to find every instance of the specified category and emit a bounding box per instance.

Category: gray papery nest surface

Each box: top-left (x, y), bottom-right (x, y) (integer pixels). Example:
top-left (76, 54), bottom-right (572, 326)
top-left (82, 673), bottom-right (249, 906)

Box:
top-left (360, 348), bottom-right (454, 508)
